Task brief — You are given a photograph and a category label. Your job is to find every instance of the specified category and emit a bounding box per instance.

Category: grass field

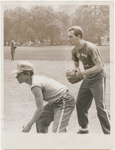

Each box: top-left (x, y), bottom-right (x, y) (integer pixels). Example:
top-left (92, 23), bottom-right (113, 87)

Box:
top-left (3, 46), bottom-right (110, 133)
top-left (4, 45), bottom-right (110, 62)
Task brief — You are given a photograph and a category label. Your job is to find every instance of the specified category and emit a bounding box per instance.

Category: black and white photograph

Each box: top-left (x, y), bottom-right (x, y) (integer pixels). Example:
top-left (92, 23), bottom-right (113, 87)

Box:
top-left (1, 0), bottom-right (114, 149)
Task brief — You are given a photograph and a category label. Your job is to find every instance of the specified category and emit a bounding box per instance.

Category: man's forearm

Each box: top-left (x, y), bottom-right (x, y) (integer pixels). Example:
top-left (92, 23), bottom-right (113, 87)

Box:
top-left (27, 108), bottom-right (43, 127)
top-left (74, 61), bottom-right (79, 69)
top-left (81, 65), bottom-right (104, 78)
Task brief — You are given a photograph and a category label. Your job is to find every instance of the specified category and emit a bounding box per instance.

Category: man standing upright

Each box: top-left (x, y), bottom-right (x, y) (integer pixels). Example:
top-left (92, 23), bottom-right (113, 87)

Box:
top-left (10, 38), bottom-right (17, 60)
top-left (66, 26), bottom-right (110, 134)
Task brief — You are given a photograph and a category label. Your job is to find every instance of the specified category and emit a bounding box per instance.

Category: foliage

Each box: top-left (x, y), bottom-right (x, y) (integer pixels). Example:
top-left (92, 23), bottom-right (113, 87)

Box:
top-left (4, 5), bottom-right (109, 46)
top-left (72, 5), bottom-right (109, 45)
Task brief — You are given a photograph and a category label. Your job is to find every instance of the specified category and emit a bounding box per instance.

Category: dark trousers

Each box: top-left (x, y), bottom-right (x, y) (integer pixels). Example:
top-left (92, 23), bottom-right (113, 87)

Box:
top-left (76, 74), bottom-right (110, 134)
top-left (11, 48), bottom-right (15, 60)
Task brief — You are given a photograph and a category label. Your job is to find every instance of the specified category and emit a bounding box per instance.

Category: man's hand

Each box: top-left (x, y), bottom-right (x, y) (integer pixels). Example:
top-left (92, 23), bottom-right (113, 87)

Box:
top-left (22, 124), bottom-right (31, 133)
top-left (75, 69), bottom-right (84, 80)
top-left (66, 68), bottom-right (83, 84)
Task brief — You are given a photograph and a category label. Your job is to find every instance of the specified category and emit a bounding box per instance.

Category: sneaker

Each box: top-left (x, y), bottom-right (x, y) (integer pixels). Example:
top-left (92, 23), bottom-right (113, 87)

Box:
top-left (77, 127), bottom-right (89, 134)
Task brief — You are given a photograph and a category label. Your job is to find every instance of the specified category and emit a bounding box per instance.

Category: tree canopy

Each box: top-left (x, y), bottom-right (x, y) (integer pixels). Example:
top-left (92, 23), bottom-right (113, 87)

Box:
top-left (4, 5), bottom-right (109, 46)
top-left (72, 5), bottom-right (109, 45)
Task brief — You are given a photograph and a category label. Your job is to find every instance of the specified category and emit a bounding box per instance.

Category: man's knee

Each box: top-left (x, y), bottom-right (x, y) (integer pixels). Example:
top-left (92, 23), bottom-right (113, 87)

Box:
top-left (36, 121), bottom-right (48, 133)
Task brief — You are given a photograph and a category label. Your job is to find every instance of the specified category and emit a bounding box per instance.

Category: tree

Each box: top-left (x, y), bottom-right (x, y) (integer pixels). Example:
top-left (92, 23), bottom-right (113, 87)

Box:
top-left (92, 5), bottom-right (109, 45)
top-left (4, 9), bottom-right (15, 45)
top-left (4, 11), bottom-right (11, 45)
top-left (30, 6), bottom-right (66, 45)
top-left (30, 6), bottom-right (55, 44)
top-left (54, 11), bottom-right (71, 44)
top-left (46, 20), bottom-right (62, 45)
top-left (11, 7), bottom-right (30, 43)
top-left (72, 5), bottom-right (109, 45)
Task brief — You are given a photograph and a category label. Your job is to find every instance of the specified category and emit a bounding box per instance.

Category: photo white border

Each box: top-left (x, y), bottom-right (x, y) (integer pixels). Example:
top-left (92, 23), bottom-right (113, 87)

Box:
top-left (1, 0), bottom-right (114, 149)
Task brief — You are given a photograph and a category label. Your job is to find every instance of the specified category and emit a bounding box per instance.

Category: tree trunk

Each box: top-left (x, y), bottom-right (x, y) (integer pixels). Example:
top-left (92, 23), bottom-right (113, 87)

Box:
top-left (50, 36), bottom-right (54, 45)
top-left (40, 37), bottom-right (44, 44)
top-left (98, 35), bottom-right (101, 46)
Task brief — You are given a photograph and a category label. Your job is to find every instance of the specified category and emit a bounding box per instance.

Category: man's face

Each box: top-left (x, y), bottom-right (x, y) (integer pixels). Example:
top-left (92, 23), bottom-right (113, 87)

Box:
top-left (16, 72), bottom-right (29, 83)
top-left (67, 30), bottom-right (79, 46)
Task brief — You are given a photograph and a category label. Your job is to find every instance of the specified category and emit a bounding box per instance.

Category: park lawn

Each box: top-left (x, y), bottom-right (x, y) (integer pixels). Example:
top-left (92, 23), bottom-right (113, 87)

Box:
top-left (3, 58), bottom-right (110, 133)
top-left (4, 45), bottom-right (110, 63)
top-left (3, 45), bottom-right (110, 133)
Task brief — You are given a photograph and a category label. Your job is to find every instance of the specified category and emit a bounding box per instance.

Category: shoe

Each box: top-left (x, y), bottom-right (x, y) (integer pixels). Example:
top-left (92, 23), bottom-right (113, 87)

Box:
top-left (77, 127), bottom-right (89, 134)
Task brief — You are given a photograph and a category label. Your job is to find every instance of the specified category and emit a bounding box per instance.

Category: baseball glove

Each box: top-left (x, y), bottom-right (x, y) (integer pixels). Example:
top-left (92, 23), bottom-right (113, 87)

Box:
top-left (66, 68), bottom-right (83, 84)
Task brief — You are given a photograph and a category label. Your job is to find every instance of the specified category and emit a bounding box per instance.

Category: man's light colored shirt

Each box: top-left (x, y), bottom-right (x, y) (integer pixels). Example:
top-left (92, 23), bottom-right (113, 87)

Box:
top-left (31, 75), bottom-right (68, 103)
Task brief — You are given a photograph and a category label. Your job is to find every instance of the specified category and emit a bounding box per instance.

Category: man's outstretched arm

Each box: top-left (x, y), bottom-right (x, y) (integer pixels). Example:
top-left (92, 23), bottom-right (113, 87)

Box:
top-left (22, 86), bottom-right (43, 132)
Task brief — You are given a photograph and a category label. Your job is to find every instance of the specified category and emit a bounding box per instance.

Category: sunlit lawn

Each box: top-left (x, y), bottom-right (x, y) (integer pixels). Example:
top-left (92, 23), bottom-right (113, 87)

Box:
top-left (4, 45), bottom-right (110, 62)
top-left (3, 45), bottom-right (110, 133)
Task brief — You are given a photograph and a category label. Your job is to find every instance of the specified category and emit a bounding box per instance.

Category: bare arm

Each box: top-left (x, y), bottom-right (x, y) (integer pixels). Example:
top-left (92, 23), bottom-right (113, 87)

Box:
top-left (22, 86), bottom-right (43, 132)
top-left (28, 86), bottom-right (43, 126)
top-left (74, 61), bottom-right (80, 69)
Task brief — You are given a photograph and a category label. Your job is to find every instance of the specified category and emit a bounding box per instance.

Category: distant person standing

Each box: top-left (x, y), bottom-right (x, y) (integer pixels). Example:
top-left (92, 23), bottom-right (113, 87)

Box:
top-left (10, 38), bottom-right (17, 60)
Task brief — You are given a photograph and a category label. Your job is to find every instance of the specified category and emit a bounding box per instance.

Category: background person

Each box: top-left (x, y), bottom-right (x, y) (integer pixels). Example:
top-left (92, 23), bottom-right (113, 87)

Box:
top-left (10, 38), bottom-right (17, 60)
top-left (11, 61), bottom-right (75, 133)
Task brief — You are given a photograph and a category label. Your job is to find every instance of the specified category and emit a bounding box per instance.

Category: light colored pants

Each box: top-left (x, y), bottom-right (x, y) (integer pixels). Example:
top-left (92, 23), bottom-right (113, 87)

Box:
top-left (36, 90), bottom-right (75, 133)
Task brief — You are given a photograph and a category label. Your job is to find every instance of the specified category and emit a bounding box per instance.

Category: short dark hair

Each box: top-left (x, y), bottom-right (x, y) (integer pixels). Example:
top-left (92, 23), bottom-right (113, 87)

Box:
top-left (67, 26), bottom-right (83, 39)
top-left (23, 70), bottom-right (34, 76)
